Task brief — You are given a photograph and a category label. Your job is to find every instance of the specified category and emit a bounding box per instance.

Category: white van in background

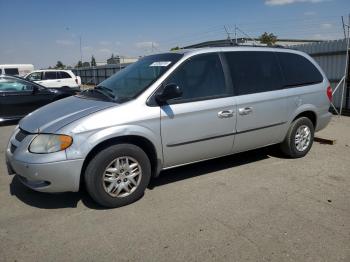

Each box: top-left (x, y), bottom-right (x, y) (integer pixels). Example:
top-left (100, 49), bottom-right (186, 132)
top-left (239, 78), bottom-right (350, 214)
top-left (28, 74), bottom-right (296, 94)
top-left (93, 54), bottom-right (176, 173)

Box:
top-left (25, 69), bottom-right (81, 88)
top-left (0, 64), bottom-right (34, 76)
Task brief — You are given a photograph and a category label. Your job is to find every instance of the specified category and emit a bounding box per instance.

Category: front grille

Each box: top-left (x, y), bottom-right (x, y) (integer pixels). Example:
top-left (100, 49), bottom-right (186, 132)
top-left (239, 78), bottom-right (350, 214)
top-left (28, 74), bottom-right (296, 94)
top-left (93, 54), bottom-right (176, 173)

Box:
top-left (15, 129), bottom-right (30, 142)
top-left (10, 143), bottom-right (17, 154)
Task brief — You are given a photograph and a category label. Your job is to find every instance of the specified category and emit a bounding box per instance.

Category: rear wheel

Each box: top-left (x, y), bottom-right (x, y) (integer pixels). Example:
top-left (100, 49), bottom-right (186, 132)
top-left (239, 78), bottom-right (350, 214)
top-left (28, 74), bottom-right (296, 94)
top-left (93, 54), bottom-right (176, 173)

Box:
top-left (84, 144), bottom-right (151, 208)
top-left (280, 117), bottom-right (314, 158)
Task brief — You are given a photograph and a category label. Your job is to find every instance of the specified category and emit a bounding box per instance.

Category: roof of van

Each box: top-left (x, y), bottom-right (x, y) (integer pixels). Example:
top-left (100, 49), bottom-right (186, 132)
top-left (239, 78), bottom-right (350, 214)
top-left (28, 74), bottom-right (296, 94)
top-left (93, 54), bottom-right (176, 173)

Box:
top-left (170, 46), bottom-right (305, 57)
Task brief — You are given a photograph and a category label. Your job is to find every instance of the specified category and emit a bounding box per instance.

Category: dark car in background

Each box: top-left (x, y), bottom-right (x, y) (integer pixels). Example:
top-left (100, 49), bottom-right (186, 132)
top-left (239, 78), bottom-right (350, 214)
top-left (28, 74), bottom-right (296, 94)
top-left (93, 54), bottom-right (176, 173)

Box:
top-left (0, 75), bottom-right (79, 122)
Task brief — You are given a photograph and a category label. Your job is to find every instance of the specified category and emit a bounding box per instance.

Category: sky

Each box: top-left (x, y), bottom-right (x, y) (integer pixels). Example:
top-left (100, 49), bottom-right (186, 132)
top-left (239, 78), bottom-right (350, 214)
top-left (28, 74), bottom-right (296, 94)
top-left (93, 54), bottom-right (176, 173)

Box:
top-left (0, 0), bottom-right (348, 68)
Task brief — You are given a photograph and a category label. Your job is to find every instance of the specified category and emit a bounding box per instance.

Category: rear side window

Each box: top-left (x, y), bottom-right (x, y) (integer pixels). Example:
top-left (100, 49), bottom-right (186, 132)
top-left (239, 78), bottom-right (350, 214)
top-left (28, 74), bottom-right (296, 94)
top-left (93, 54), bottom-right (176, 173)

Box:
top-left (44, 71), bottom-right (57, 80)
top-left (276, 52), bottom-right (323, 87)
top-left (225, 51), bottom-right (284, 96)
top-left (58, 71), bottom-right (72, 79)
top-left (165, 53), bottom-right (230, 102)
top-left (4, 68), bottom-right (19, 75)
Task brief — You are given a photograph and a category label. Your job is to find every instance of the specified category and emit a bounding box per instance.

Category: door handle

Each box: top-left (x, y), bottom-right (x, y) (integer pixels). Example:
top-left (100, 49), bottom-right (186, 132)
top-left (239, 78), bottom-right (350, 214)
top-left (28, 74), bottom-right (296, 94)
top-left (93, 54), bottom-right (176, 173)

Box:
top-left (218, 110), bottom-right (234, 118)
top-left (238, 107), bottom-right (253, 115)
top-left (57, 80), bottom-right (61, 82)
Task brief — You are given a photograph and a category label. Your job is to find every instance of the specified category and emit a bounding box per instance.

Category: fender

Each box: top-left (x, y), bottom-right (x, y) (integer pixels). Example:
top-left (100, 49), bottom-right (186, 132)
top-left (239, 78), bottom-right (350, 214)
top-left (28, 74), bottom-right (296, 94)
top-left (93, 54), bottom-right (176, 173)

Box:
top-left (288, 103), bottom-right (318, 126)
top-left (65, 124), bottom-right (163, 166)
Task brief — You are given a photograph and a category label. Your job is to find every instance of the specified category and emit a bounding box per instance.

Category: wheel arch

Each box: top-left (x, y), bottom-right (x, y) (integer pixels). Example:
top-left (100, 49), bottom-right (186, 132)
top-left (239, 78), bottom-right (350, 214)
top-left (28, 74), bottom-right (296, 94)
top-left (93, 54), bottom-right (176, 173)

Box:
top-left (289, 105), bottom-right (318, 128)
top-left (80, 135), bottom-right (160, 188)
top-left (292, 110), bottom-right (317, 128)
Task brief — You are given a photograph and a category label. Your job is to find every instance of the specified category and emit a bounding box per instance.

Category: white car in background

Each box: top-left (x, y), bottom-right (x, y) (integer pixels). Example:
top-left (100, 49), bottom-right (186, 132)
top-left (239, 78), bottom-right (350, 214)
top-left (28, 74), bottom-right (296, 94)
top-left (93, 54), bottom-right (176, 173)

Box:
top-left (25, 70), bottom-right (81, 88)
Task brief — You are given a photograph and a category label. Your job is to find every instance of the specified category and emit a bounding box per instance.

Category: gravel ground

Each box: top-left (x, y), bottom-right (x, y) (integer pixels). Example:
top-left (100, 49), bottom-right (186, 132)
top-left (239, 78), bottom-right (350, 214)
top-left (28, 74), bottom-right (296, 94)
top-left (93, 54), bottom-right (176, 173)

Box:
top-left (0, 116), bottom-right (349, 262)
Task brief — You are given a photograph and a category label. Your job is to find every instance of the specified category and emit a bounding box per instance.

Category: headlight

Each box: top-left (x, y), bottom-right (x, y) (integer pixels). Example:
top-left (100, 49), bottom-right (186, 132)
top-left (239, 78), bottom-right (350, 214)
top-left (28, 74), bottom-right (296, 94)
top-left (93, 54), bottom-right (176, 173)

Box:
top-left (29, 134), bottom-right (73, 154)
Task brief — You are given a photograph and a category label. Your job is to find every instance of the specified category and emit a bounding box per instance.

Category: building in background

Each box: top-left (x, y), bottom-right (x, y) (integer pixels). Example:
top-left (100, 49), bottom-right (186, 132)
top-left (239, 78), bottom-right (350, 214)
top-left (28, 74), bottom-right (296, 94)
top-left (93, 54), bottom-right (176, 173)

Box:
top-left (107, 55), bottom-right (138, 65)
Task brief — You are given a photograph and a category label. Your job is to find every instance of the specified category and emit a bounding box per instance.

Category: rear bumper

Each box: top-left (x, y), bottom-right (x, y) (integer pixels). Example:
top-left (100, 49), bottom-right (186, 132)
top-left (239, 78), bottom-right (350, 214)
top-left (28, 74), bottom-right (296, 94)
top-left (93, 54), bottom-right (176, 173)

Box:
top-left (6, 157), bottom-right (84, 193)
top-left (316, 111), bottom-right (332, 132)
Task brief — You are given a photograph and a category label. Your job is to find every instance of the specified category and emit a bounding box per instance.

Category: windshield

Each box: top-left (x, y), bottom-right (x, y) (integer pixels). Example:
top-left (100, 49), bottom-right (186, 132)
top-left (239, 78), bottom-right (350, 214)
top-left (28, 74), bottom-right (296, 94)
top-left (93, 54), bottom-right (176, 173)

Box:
top-left (82, 53), bottom-right (183, 103)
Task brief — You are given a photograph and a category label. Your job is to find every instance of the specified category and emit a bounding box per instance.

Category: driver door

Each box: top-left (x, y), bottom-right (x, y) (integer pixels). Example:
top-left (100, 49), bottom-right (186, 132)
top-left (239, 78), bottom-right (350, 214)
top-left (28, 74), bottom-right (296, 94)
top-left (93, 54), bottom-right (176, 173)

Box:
top-left (159, 53), bottom-right (236, 167)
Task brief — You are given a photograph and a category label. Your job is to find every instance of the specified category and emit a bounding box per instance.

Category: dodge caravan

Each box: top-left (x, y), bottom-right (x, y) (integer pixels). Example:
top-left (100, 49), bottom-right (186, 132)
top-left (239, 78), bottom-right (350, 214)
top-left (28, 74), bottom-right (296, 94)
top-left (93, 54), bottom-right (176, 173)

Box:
top-left (6, 47), bottom-right (332, 207)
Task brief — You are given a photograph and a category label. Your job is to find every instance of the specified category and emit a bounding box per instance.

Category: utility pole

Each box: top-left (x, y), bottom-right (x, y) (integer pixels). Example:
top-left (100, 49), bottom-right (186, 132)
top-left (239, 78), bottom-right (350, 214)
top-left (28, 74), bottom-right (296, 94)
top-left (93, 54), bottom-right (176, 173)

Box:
top-left (79, 35), bottom-right (83, 66)
top-left (234, 24), bottom-right (237, 45)
top-left (224, 25), bottom-right (233, 45)
top-left (340, 14), bottom-right (350, 116)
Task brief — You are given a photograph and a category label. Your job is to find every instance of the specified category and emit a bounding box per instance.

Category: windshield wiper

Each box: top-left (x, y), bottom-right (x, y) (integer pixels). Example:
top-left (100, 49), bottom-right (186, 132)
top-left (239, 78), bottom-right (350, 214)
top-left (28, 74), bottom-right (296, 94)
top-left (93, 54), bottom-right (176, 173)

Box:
top-left (95, 86), bottom-right (115, 98)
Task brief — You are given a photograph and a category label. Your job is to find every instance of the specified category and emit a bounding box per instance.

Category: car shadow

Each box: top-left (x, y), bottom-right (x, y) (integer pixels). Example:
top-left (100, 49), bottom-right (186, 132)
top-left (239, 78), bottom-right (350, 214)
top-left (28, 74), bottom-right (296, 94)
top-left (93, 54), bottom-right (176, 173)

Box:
top-left (148, 147), bottom-right (275, 189)
top-left (9, 176), bottom-right (105, 210)
top-left (9, 147), bottom-right (278, 210)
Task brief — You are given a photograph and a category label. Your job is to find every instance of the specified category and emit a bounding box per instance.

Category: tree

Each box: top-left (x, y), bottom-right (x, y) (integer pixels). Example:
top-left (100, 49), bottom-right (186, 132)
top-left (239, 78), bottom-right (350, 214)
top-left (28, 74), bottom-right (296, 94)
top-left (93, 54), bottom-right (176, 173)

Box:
top-left (259, 32), bottom-right (277, 46)
top-left (75, 60), bottom-right (83, 68)
top-left (55, 61), bottom-right (65, 69)
top-left (170, 46), bottom-right (180, 51)
top-left (91, 55), bottom-right (97, 67)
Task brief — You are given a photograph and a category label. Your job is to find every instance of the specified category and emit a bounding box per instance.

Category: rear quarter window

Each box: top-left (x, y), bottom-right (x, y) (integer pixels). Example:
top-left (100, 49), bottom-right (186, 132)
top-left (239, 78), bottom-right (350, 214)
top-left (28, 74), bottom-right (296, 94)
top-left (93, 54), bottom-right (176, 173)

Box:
top-left (58, 71), bottom-right (72, 79)
top-left (276, 52), bottom-right (323, 87)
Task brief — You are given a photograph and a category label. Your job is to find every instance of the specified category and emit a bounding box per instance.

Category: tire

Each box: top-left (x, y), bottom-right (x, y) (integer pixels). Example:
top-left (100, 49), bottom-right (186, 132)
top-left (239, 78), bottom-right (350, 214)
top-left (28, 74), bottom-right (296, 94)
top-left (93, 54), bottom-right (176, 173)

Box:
top-left (84, 144), bottom-right (151, 208)
top-left (280, 117), bottom-right (314, 158)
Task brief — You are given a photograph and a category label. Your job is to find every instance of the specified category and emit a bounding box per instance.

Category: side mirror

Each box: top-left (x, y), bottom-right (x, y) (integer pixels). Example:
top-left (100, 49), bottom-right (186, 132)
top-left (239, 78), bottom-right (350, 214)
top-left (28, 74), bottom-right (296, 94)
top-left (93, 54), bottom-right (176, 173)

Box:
top-left (155, 83), bottom-right (182, 104)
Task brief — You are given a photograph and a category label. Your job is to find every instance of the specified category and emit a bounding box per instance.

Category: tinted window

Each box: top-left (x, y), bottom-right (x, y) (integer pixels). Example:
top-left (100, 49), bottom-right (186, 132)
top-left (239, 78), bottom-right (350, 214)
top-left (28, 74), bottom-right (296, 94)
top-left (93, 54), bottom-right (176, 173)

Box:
top-left (27, 72), bottom-right (42, 81)
top-left (225, 51), bottom-right (284, 96)
top-left (4, 68), bottom-right (19, 75)
top-left (58, 71), bottom-right (71, 79)
top-left (44, 71), bottom-right (57, 80)
top-left (0, 77), bottom-right (34, 92)
top-left (277, 52), bottom-right (323, 87)
top-left (164, 53), bottom-right (230, 102)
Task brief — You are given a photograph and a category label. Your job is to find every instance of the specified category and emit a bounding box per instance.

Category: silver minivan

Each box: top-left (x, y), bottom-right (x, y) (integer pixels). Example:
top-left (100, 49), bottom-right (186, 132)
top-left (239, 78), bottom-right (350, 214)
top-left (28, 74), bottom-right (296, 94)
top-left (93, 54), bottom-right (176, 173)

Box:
top-left (6, 47), bottom-right (332, 207)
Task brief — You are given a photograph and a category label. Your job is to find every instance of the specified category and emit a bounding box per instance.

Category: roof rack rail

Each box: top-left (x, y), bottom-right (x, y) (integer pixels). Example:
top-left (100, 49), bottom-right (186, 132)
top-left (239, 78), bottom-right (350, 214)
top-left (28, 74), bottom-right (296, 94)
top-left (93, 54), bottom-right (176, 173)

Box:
top-left (184, 43), bottom-right (286, 49)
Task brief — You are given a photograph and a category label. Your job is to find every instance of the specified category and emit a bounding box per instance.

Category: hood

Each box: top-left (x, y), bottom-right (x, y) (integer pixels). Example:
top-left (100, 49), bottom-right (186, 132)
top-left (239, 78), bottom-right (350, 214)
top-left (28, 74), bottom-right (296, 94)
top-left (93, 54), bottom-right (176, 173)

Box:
top-left (20, 96), bottom-right (116, 133)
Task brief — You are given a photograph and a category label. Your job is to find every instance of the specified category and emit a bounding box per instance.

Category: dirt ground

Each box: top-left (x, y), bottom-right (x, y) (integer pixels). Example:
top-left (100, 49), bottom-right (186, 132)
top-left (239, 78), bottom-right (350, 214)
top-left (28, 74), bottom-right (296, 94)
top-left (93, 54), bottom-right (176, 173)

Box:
top-left (0, 116), bottom-right (349, 262)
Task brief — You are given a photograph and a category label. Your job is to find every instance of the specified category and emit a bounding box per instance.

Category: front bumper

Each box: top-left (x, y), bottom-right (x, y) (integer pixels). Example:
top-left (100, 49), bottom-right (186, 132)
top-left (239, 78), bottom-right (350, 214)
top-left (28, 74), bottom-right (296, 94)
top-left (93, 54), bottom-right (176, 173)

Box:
top-left (6, 127), bottom-right (84, 193)
top-left (7, 158), bottom-right (84, 192)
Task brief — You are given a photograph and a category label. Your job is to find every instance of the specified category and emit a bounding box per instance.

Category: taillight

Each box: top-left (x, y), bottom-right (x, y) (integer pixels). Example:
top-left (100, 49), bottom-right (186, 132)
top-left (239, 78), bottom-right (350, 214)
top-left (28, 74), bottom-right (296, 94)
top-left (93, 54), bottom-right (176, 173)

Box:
top-left (326, 86), bottom-right (332, 102)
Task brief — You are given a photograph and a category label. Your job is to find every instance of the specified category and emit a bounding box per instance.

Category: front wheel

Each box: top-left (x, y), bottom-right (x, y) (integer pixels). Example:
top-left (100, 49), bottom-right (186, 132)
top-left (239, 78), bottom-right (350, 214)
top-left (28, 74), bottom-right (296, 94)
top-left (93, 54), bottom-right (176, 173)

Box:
top-left (280, 117), bottom-right (314, 158)
top-left (84, 144), bottom-right (151, 208)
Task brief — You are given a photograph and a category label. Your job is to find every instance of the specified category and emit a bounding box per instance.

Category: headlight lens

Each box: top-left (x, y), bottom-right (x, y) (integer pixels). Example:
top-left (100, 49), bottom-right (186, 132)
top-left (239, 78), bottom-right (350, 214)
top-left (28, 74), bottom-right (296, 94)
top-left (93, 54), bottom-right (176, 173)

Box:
top-left (29, 134), bottom-right (73, 154)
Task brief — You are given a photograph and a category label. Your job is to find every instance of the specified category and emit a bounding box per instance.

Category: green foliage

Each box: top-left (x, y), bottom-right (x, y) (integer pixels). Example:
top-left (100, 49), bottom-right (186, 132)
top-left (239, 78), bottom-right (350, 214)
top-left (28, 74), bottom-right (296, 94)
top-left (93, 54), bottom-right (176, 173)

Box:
top-left (170, 46), bottom-right (180, 51)
top-left (55, 61), bottom-right (65, 69)
top-left (75, 60), bottom-right (83, 68)
top-left (259, 32), bottom-right (277, 46)
top-left (91, 55), bottom-right (97, 67)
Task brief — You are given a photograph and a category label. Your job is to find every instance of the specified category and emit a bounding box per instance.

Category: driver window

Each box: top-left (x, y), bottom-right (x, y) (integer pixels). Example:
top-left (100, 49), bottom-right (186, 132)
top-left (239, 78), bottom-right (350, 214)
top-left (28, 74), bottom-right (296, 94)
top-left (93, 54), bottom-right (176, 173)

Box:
top-left (164, 53), bottom-right (231, 103)
top-left (27, 72), bottom-right (42, 81)
top-left (0, 77), bottom-right (34, 92)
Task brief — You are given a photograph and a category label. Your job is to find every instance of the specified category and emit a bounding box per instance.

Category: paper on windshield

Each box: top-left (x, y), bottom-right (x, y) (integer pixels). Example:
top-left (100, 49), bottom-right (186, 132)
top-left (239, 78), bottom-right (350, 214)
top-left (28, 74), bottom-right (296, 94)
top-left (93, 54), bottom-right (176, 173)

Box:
top-left (149, 61), bottom-right (172, 67)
